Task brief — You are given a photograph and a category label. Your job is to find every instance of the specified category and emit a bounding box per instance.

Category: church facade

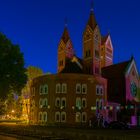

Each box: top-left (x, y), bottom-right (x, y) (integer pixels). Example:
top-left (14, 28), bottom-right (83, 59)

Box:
top-left (29, 7), bottom-right (140, 127)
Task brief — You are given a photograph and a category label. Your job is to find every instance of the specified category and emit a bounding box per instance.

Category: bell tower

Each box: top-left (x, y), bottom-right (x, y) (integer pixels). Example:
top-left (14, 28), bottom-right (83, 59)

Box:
top-left (83, 6), bottom-right (101, 75)
top-left (57, 23), bottom-right (74, 73)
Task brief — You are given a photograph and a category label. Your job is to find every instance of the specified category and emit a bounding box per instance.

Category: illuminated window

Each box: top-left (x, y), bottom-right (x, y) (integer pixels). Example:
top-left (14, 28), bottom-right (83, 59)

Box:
top-left (43, 98), bottom-right (48, 107)
top-left (76, 112), bottom-right (81, 122)
top-left (96, 85), bottom-right (100, 95)
top-left (39, 98), bottom-right (43, 108)
top-left (43, 112), bottom-right (47, 122)
top-left (61, 97), bottom-right (66, 108)
top-left (100, 86), bottom-right (103, 95)
top-left (55, 112), bottom-right (60, 122)
top-left (55, 97), bottom-right (60, 107)
top-left (76, 98), bottom-right (81, 110)
top-left (61, 112), bottom-right (66, 122)
top-left (82, 84), bottom-right (87, 94)
top-left (62, 83), bottom-right (67, 93)
top-left (76, 84), bottom-right (81, 94)
top-left (99, 99), bottom-right (103, 110)
top-left (39, 112), bottom-right (42, 121)
top-left (39, 85), bottom-right (43, 95)
top-left (82, 98), bottom-right (87, 108)
top-left (44, 84), bottom-right (48, 94)
top-left (56, 83), bottom-right (61, 93)
top-left (82, 112), bottom-right (87, 123)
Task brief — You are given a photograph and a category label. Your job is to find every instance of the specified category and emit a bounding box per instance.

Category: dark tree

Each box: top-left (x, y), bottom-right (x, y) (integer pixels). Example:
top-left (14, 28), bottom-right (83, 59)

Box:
top-left (0, 33), bottom-right (27, 99)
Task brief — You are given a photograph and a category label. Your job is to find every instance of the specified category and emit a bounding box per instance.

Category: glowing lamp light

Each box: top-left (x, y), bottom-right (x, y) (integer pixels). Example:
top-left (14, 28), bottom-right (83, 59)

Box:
top-left (116, 106), bottom-right (120, 110)
top-left (72, 106), bottom-right (75, 110)
top-left (125, 106), bottom-right (128, 109)
top-left (91, 106), bottom-right (96, 111)
top-left (130, 105), bottom-right (134, 109)
top-left (110, 106), bottom-right (113, 110)
top-left (11, 110), bottom-right (15, 113)
top-left (104, 106), bottom-right (106, 110)
top-left (48, 105), bottom-right (50, 109)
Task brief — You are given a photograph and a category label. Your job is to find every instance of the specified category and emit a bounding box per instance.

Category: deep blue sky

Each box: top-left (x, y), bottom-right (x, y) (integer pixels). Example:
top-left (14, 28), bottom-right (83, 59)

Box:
top-left (0, 0), bottom-right (140, 73)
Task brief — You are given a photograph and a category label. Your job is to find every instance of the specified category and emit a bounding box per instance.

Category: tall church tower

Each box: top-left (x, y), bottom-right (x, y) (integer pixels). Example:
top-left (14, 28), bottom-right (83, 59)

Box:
top-left (83, 8), bottom-right (101, 75)
top-left (57, 25), bottom-right (74, 73)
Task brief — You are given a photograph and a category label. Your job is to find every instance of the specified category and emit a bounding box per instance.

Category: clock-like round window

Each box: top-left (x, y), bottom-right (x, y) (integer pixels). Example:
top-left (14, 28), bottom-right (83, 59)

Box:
top-left (130, 82), bottom-right (137, 97)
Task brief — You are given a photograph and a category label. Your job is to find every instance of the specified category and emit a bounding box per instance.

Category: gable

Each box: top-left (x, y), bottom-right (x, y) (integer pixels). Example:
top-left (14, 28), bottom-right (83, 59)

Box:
top-left (125, 59), bottom-right (139, 79)
top-left (105, 35), bottom-right (113, 50)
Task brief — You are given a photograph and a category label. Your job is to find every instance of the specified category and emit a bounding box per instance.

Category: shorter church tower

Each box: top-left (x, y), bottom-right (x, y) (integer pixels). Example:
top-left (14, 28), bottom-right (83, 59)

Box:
top-left (57, 25), bottom-right (74, 73)
top-left (101, 34), bottom-right (113, 68)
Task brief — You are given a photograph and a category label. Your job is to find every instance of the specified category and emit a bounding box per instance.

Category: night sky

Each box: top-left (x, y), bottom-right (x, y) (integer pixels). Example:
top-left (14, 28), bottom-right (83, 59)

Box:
top-left (0, 0), bottom-right (140, 73)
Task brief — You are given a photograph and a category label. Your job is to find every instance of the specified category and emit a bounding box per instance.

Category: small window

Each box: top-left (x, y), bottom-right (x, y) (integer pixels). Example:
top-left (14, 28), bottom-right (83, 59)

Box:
top-left (82, 84), bottom-right (87, 94)
top-left (56, 83), bottom-right (61, 93)
top-left (43, 98), bottom-right (48, 107)
top-left (76, 98), bottom-right (81, 109)
top-left (43, 112), bottom-right (47, 122)
top-left (96, 85), bottom-right (100, 95)
top-left (39, 98), bottom-right (43, 108)
top-left (100, 86), bottom-right (103, 95)
top-left (44, 85), bottom-right (48, 94)
top-left (76, 112), bottom-right (81, 122)
top-left (62, 83), bottom-right (67, 93)
top-left (61, 112), bottom-right (66, 122)
top-left (82, 98), bottom-right (87, 108)
top-left (55, 112), bottom-right (60, 122)
top-left (55, 97), bottom-right (60, 107)
top-left (76, 84), bottom-right (81, 94)
top-left (39, 86), bottom-right (43, 95)
top-left (39, 112), bottom-right (42, 121)
top-left (61, 98), bottom-right (66, 108)
top-left (99, 99), bottom-right (103, 110)
top-left (82, 112), bottom-right (87, 123)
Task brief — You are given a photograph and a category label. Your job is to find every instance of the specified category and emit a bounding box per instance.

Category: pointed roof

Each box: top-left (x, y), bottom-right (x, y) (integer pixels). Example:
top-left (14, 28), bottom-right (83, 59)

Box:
top-left (61, 27), bottom-right (70, 44)
top-left (101, 34), bottom-right (109, 45)
top-left (102, 60), bottom-right (131, 78)
top-left (87, 10), bottom-right (97, 30)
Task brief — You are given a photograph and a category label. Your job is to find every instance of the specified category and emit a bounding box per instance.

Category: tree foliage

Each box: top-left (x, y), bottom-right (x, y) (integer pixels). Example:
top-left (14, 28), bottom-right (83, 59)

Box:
top-left (0, 33), bottom-right (27, 99)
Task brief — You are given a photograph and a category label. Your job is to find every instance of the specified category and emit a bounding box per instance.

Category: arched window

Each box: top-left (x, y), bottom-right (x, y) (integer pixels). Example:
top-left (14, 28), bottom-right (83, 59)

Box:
top-left (82, 112), bottom-right (87, 123)
top-left (39, 112), bottom-right (42, 122)
top-left (76, 83), bottom-right (81, 94)
top-left (31, 100), bottom-right (35, 109)
top-left (82, 98), bottom-right (87, 108)
top-left (99, 99), bottom-right (103, 110)
top-left (96, 85), bottom-right (100, 95)
top-left (55, 112), bottom-right (60, 122)
top-left (100, 86), bottom-right (104, 95)
top-left (44, 84), bottom-right (48, 94)
top-left (62, 83), bottom-right (67, 93)
top-left (61, 97), bottom-right (66, 108)
top-left (39, 98), bottom-right (43, 108)
top-left (75, 112), bottom-right (81, 122)
top-left (56, 83), bottom-right (61, 93)
top-left (43, 98), bottom-right (48, 107)
top-left (39, 85), bottom-right (43, 95)
top-left (43, 112), bottom-right (47, 122)
top-left (82, 84), bottom-right (87, 94)
top-left (76, 98), bottom-right (81, 110)
top-left (61, 112), bottom-right (66, 122)
top-left (55, 97), bottom-right (60, 107)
